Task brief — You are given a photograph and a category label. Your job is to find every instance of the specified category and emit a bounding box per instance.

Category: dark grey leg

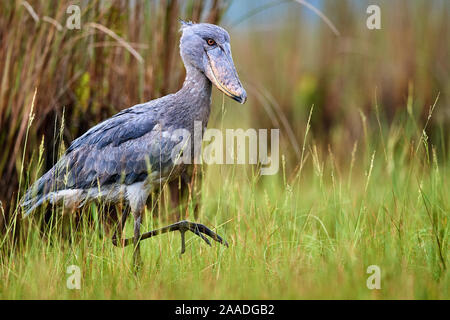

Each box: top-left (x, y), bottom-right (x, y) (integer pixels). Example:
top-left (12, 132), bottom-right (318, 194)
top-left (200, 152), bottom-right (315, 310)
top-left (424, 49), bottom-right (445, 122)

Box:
top-left (133, 214), bottom-right (142, 268)
top-left (111, 210), bottom-right (129, 247)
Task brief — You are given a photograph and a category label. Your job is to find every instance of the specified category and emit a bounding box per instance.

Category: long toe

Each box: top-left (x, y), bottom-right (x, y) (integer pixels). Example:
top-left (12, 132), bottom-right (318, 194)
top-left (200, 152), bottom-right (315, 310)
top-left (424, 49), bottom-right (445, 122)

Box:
top-left (191, 228), bottom-right (212, 246)
top-left (188, 222), bottom-right (228, 247)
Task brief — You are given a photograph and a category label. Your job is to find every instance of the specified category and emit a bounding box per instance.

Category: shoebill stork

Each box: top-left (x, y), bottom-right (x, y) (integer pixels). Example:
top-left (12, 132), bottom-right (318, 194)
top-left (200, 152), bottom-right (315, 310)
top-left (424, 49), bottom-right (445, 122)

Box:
top-left (20, 21), bottom-right (247, 265)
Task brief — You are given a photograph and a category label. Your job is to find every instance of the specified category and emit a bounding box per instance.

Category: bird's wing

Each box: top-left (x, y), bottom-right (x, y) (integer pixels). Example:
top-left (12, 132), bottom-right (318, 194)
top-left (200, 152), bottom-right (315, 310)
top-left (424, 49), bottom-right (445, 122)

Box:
top-left (62, 123), bottom-right (182, 190)
top-left (67, 102), bottom-right (157, 152)
top-left (22, 100), bottom-right (185, 207)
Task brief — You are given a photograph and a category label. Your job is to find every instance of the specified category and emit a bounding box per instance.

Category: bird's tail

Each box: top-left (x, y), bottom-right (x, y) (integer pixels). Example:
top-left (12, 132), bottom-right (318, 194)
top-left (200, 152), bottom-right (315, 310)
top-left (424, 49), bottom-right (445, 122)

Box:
top-left (19, 170), bottom-right (53, 218)
top-left (20, 196), bottom-right (46, 218)
top-left (20, 185), bottom-right (46, 218)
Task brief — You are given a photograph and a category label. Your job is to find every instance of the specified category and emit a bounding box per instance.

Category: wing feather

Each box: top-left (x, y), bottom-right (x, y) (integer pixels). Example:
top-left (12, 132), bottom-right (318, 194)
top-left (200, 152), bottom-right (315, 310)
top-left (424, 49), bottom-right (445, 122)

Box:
top-left (21, 96), bottom-right (188, 214)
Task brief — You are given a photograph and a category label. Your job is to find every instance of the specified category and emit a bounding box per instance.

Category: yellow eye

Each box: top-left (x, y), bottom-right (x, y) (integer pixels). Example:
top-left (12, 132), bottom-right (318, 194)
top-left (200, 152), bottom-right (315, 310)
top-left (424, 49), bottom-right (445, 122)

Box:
top-left (207, 38), bottom-right (216, 46)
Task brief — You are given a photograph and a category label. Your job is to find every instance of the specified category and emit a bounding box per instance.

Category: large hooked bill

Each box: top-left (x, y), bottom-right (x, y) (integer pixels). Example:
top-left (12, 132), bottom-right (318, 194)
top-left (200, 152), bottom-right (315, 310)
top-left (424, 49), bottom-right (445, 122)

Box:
top-left (205, 43), bottom-right (247, 104)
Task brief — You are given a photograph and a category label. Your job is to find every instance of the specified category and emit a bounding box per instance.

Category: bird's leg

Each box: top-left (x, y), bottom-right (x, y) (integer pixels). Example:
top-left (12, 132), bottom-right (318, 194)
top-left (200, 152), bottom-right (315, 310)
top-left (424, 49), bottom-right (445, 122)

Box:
top-left (111, 210), bottom-right (129, 247)
top-left (133, 213), bottom-right (142, 269)
top-left (110, 208), bottom-right (142, 270)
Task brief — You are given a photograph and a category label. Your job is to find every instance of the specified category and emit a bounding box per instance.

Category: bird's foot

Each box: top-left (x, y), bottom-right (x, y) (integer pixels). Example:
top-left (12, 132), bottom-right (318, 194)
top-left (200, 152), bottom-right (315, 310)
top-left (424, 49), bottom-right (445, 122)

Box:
top-left (116, 220), bottom-right (229, 255)
top-left (174, 220), bottom-right (228, 256)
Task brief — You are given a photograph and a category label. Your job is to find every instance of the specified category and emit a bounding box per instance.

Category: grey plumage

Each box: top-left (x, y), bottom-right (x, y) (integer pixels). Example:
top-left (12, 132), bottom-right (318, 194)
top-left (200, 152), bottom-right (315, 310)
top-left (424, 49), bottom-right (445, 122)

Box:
top-left (20, 21), bottom-right (246, 262)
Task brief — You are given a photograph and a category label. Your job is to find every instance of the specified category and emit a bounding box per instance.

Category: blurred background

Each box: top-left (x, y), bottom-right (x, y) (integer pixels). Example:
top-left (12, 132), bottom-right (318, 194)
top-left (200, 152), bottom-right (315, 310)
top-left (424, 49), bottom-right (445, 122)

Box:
top-left (0, 0), bottom-right (449, 228)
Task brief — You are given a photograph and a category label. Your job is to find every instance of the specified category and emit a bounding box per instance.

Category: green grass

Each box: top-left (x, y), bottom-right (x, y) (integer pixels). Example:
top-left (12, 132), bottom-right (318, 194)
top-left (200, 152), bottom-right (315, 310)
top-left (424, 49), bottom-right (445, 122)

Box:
top-left (0, 99), bottom-right (448, 299)
top-left (0, 0), bottom-right (449, 300)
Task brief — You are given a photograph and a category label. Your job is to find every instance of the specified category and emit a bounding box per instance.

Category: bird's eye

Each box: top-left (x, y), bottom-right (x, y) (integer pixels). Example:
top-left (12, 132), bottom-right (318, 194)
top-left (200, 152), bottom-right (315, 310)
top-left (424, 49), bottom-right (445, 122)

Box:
top-left (206, 38), bottom-right (216, 46)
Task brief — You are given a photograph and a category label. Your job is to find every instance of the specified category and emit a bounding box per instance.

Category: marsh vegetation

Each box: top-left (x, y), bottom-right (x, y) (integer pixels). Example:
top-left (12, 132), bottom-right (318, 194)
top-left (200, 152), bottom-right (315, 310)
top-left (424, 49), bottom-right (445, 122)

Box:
top-left (0, 0), bottom-right (448, 299)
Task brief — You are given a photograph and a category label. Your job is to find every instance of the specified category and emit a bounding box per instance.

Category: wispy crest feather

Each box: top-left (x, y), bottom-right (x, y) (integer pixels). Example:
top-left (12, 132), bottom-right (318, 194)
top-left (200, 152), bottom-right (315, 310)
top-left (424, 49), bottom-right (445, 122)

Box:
top-left (179, 19), bottom-right (194, 31)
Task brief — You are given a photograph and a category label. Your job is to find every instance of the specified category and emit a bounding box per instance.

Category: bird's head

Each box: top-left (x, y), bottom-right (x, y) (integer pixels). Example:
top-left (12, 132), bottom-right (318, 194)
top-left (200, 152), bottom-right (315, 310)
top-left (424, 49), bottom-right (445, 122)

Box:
top-left (179, 20), bottom-right (247, 104)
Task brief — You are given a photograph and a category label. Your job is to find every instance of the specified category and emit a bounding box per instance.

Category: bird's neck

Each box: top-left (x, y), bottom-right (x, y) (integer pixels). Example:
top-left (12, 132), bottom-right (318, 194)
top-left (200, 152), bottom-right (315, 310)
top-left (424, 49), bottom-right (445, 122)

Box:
top-left (175, 65), bottom-right (212, 126)
top-left (179, 65), bottom-right (212, 104)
